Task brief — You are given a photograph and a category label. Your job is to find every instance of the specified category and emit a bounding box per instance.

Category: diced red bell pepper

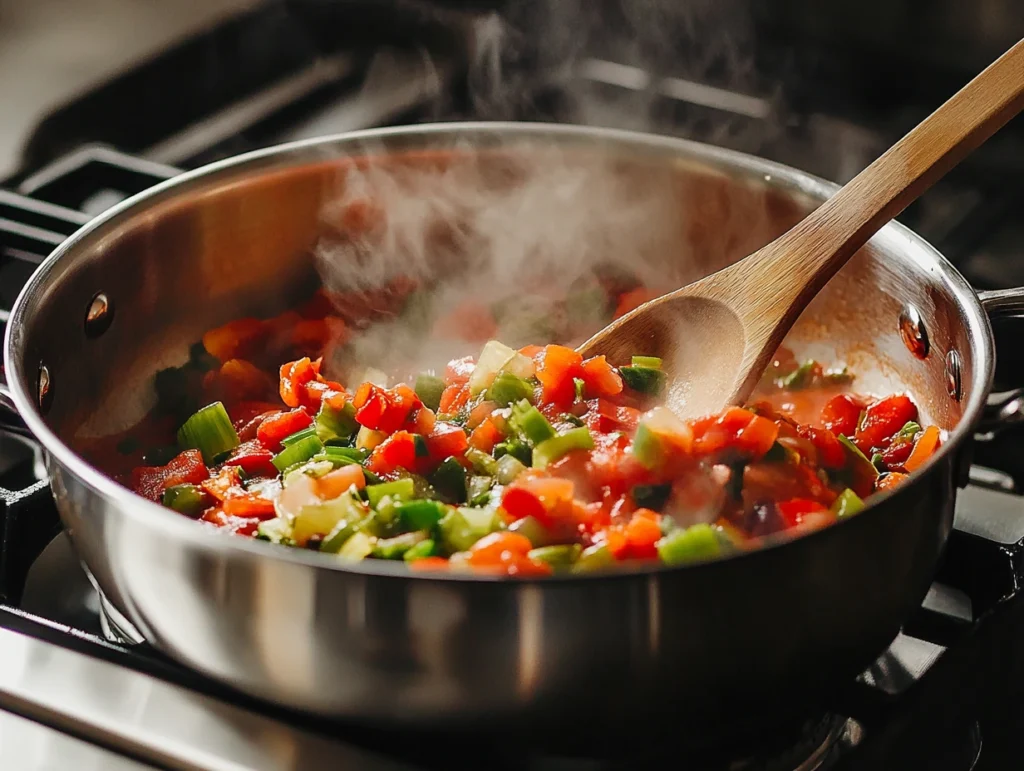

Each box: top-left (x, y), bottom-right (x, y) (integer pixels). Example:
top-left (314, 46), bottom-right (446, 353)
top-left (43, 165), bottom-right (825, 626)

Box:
top-left (256, 408), bottom-right (313, 449)
top-left (222, 492), bottom-right (277, 519)
top-left (353, 383), bottom-right (421, 433)
top-left (876, 471), bottom-right (909, 491)
top-left (734, 414), bottom-right (780, 459)
top-left (200, 465), bottom-right (243, 502)
top-left (536, 345), bottom-right (583, 407)
top-left (131, 449), bottom-right (209, 502)
top-left (623, 509), bottom-right (662, 560)
top-left (797, 426), bottom-right (846, 469)
top-left (201, 508), bottom-right (262, 537)
top-left (777, 498), bottom-right (828, 528)
top-left (501, 475), bottom-right (575, 527)
top-left (468, 418), bottom-right (503, 454)
top-left (444, 356), bottom-right (475, 386)
top-left (365, 431), bottom-right (419, 475)
top-left (438, 383), bottom-right (471, 415)
top-left (223, 439), bottom-right (277, 477)
top-left (855, 395), bottom-right (919, 453)
top-left (579, 356), bottom-right (623, 398)
top-left (584, 398), bottom-right (641, 433)
top-left (279, 357), bottom-right (318, 408)
top-left (692, 407), bottom-right (756, 455)
top-left (425, 422), bottom-right (470, 463)
top-left (880, 438), bottom-right (914, 468)
top-left (500, 485), bottom-right (548, 522)
top-left (820, 393), bottom-right (864, 438)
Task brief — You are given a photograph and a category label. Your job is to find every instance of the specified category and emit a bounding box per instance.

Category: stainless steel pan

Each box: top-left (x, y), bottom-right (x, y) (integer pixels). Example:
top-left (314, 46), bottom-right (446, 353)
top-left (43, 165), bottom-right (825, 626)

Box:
top-left (3, 123), bottom-right (1023, 748)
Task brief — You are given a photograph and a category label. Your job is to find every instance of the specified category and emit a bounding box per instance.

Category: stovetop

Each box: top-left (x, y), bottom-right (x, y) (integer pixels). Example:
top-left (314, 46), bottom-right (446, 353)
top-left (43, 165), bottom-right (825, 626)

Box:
top-left (1, 1), bottom-right (1024, 769)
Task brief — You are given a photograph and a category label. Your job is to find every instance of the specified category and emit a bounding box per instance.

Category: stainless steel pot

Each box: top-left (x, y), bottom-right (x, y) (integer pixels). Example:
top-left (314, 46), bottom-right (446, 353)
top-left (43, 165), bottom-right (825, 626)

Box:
top-left (3, 123), bottom-right (1024, 747)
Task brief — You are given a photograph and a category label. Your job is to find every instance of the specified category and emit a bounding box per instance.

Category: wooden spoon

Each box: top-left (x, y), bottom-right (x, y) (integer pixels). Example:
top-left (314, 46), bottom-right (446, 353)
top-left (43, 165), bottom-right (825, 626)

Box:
top-left (578, 38), bottom-right (1024, 420)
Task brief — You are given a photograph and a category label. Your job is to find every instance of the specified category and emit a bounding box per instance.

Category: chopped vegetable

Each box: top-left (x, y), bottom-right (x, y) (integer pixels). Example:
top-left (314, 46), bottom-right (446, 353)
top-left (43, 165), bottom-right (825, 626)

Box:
top-left (271, 434), bottom-right (324, 473)
top-left (620, 366), bottom-right (667, 396)
top-left (428, 456), bottom-right (468, 503)
top-left (366, 478), bottom-right (416, 507)
top-left (487, 372), bottom-right (535, 406)
top-left (631, 356), bottom-right (662, 369)
top-left (510, 399), bottom-right (556, 444)
top-left (528, 544), bottom-right (582, 567)
top-left (161, 484), bottom-right (208, 517)
top-left (177, 402), bottom-right (240, 463)
top-left (657, 524), bottom-right (721, 565)
top-left (831, 488), bottom-right (865, 518)
top-left (414, 374), bottom-right (446, 412)
top-left (532, 427), bottom-right (595, 469)
top-left (315, 398), bottom-right (358, 442)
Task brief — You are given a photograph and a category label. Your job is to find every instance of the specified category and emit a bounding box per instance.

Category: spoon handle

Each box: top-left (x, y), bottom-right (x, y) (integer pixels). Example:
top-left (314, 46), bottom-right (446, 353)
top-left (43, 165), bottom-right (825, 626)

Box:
top-left (759, 36), bottom-right (1024, 303)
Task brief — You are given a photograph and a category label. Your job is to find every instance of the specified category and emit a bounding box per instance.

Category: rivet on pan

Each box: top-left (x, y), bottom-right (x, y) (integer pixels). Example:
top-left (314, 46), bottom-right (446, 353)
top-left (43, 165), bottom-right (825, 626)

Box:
top-left (898, 305), bottom-right (929, 359)
top-left (37, 364), bottom-right (52, 414)
top-left (945, 350), bottom-right (963, 402)
top-left (84, 292), bottom-right (113, 338)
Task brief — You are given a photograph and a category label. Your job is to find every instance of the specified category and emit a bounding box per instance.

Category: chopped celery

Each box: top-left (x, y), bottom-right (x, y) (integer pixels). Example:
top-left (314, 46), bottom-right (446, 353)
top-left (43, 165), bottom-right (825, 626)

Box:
top-left (631, 423), bottom-right (662, 469)
top-left (466, 448), bottom-right (498, 475)
top-left (320, 517), bottom-right (361, 553)
top-left (528, 544), bottom-right (582, 567)
top-left (493, 438), bottom-right (532, 465)
top-left (373, 531), bottom-right (429, 560)
top-left (532, 427), bottom-right (594, 469)
top-left (631, 355), bottom-right (662, 369)
top-left (356, 426), bottom-right (387, 451)
top-left (366, 478), bottom-right (416, 507)
top-left (312, 445), bottom-right (367, 468)
top-left (631, 483), bottom-right (671, 511)
top-left (508, 516), bottom-right (552, 547)
top-left (403, 539), bottom-right (437, 561)
top-left (468, 475), bottom-right (493, 505)
top-left (438, 507), bottom-right (499, 553)
top-left (272, 435), bottom-right (324, 473)
top-left (428, 457), bottom-right (467, 503)
top-left (256, 518), bottom-right (293, 545)
top-left (396, 499), bottom-right (449, 531)
top-left (620, 366), bottom-right (667, 396)
top-left (510, 399), bottom-right (556, 444)
top-left (414, 374), bottom-right (446, 412)
top-left (496, 454), bottom-right (527, 484)
top-left (831, 488), bottom-right (866, 518)
top-left (315, 400), bottom-right (358, 442)
top-left (780, 360), bottom-right (816, 390)
top-left (293, 491), bottom-right (365, 545)
top-left (338, 531), bottom-right (375, 561)
top-left (177, 402), bottom-right (240, 464)
top-left (573, 544), bottom-right (615, 573)
top-left (281, 426), bottom-right (317, 446)
top-left (282, 460), bottom-right (333, 487)
top-left (487, 372), bottom-right (534, 406)
top-left (657, 523), bottom-right (721, 565)
top-left (161, 484), bottom-right (208, 516)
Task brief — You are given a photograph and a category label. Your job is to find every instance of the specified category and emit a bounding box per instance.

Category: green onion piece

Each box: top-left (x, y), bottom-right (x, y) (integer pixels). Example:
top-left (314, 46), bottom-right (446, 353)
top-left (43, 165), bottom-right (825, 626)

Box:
top-left (508, 515), bottom-right (552, 547)
top-left (573, 377), bottom-right (586, 401)
top-left (312, 445), bottom-right (367, 467)
top-left (256, 518), bottom-right (293, 544)
top-left (396, 499), bottom-right (449, 531)
top-left (532, 427), bottom-right (594, 469)
top-left (496, 454), bottom-right (527, 484)
top-left (620, 366), bottom-right (667, 396)
top-left (572, 544), bottom-right (616, 573)
top-left (414, 374), bottom-right (447, 412)
top-left (161, 484), bottom-right (208, 517)
top-left (271, 434), bottom-right (324, 473)
top-left (177, 402), bottom-right (240, 464)
top-left (403, 539), bottom-right (437, 562)
top-left (631, 483), bottom-right (671, 511)
top-left (315, 400), bottom-right (358, 442)
top-left (657, 523), bottom-right (721, 565)
top-left (780, 360), bottom-right (816, 390)
top-left (510, 399), bottom-right (556, 444)
top-left (366, 478), bottom-right (416, 508)
top-left (493, 438), bottom-right (532, 465)
top-left (428, 457), bottom-right (468, 504)
top-left (831, 488), bottom-right (866, 518)
top-left (466, 448), bottom-right (498, 475)
top-left (338, 531), bottom-right (375, 561)
top-left (487, 372), bottom-right (535, 406)
top-left (373, 530), bottom-right (430, 560)
top-left (281, 426), bottom-right (317, 446)
top-left (528, 544), bottom-right (582, 567)
top-left (438, 507), bottom-right (500, 553)
top-left (897, 421), bottom-right (922, 439)
top-left (631, 355), bottom-right (662, 369)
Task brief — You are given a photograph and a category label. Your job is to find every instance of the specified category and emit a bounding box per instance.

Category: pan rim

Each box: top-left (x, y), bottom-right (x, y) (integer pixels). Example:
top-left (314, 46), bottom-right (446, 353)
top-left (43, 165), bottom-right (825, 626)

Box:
top-left (2, 120), bottom-right (995, 584)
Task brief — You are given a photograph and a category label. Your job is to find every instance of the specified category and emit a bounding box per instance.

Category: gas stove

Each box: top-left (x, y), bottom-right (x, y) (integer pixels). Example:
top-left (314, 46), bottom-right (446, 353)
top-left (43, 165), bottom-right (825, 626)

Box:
top-left (1, 1), bottom-right (1024, 769)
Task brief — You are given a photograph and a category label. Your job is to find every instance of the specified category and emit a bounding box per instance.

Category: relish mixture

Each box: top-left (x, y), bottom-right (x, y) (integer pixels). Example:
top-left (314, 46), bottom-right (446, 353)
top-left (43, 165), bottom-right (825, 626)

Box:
top-left (83, 280), bottom-right (942, 576)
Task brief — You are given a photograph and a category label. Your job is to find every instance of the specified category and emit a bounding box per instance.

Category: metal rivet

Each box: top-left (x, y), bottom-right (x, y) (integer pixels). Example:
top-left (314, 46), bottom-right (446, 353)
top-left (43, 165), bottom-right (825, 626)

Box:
top-left (898, 305), bottom-right (929, 359)
top-left (945, 350), bottom-right (963, 402)
top-left (84, 292), bottom-right (113, 338)
top-left (37, 364), bottom-right (52, 414)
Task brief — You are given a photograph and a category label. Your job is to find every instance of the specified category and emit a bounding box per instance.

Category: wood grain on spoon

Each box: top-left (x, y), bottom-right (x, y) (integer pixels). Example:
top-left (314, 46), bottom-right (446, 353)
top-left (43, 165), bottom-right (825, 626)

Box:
top-left (579, 37), bottom-right (1024, 420)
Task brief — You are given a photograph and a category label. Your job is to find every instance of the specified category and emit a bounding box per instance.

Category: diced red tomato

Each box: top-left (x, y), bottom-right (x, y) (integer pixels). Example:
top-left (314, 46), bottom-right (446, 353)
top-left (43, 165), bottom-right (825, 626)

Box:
top-left (692, 407), bottom-right (756, 455)
top-left (131, 450), bottom-right (210, 502)
top-left (585, 398), bottom-right (641, 433)
top-left (365, 431), bottom-right (420, 475)
top-left (519, 345), bottom-right (544, 358)
top-left (438, 383), bottom-right (471, 415)
top-left (820, 394), bottom-right (864, 437)
top-left (855, 395), bottom-right (919, 452)
top-left (468, 418), bottom-right (503, 453)
top-left (425, 422), bottom-right (470, 463)
top-left (777, 498), bottom-right (828, 528)
top-left (580, 356), bottom-right (623, 398)
top-left (444, 356), bottom-right (475, 386)
top-left (734, 414), bottom-right (780, 459)
top-left (536, 345), bottom-right (583, 407)
top-left (500, 485), bottom-right (547, 522)
top-left (256, 408), bottom-right (313, 449)
top-left (502, 475), bottom-right (575, 527)
top-left (223, 440), bottom-right (277, 477)
top-left (200, 465), bottom-right (242, 502)
top-left (465, 532), bottom-right (552, 576)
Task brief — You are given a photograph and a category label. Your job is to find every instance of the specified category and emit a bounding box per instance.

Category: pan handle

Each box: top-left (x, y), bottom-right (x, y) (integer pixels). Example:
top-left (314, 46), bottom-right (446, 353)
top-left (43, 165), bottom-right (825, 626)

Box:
top-left (977, 287), bottom-right (1024, 435)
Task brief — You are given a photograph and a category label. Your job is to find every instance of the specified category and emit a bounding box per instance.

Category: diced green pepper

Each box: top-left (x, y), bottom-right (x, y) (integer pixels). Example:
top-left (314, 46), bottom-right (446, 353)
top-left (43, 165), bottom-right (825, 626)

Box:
top-left (161, 484), bottom-right (208, 516)
top-left (620, 366), bottom-right (666, 396)
top-left (831, 488), bottom-right (865, 518)
top-left (367, 478), bottom-right (416, 507)
top-left (572, 544), bottom-right (616, 573)
top-left (631, 483), bottom-right (671, 511)
top-left (824, 367), bottom-right (853, 385)
top-left (396, 499), bottom-right (449, 531)
top-left (528, 544), bottom-right (582, 567)
top-left (315, 399), bottom-right (358, 442)
top-left (414, 373), bottom-right (446, 412)
top-left (631, 355), bottom-right (662, 369)
top-left (836, 435), bottom-right (880, 491)
top-left (428, 456), bottom-right (467, 503)
top-left (532, 427), bottom-right (594, 469)
top-left (495, 454), bottom-right (527, 484)
top-left (466, 448), bottom-right (498, 475)
top-left (281, 426), bottom-right (317, 446)
top-left (403, 538), bottom-right (437, 561)
top-left (631, 422), bottom-right (663, 469)
top-left (177, 402), bottom-right (240, 464)
top-left (438, 507), bottom-right (500, 553)
top-left (271, 434), bottom-right (324, 473)
top-left (657, 523), bottom-right (721, 565)
top-left (487, 372), bottom-right (535, 406)
top-left (373, 530), bottom-right (430, 560)
top-left (508, 515), bottom-right (552, 547)
top-left (338, 531), bottom-right (375, 561)
top-left (510, 399), bottom-right (556, 445)
top-left (493, 438), bottom-right (532, 465)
